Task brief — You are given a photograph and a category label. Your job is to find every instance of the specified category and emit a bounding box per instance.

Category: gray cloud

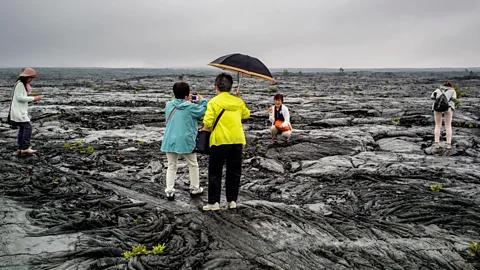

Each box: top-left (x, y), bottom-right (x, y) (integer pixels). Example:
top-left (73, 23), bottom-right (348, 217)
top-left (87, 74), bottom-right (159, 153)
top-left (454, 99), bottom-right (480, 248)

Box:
top-left (1, 0), bottom-right (479, 68)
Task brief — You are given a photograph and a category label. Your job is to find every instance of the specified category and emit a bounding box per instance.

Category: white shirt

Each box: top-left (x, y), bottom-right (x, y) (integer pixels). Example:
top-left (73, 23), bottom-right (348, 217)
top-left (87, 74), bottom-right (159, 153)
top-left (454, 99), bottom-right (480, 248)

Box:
top-left (9, 82), bottom-right (35, 122)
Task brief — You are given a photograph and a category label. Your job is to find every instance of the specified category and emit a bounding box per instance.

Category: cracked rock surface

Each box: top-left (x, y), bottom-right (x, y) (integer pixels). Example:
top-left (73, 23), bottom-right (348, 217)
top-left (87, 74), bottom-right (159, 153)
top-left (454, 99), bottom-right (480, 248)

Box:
top-left (1, 68), bottom-right (480, 269)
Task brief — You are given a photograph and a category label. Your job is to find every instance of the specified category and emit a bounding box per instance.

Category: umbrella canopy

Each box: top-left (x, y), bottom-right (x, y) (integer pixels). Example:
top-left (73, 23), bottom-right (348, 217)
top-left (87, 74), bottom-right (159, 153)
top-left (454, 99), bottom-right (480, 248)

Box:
top-left (208, 53), bottom-right (274, 82)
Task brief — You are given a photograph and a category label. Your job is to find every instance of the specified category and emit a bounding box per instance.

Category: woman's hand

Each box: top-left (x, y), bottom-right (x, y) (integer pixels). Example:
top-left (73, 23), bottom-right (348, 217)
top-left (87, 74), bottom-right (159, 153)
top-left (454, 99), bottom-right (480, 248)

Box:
top-left (267, 107), bottom-right (273, 113)
top-left (34, 96), bottom-right (42, 102)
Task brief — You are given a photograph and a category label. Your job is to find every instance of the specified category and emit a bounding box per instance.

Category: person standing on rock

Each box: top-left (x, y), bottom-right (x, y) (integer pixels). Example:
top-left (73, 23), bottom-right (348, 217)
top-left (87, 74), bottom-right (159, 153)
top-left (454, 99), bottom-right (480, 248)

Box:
top-left (8, 68), bottom-right (43, 155)
top-left (161, 82), bottom-right (207, 199)
top-left (268, 94), bottom-right (292, 145)
top-left (431, 82), bottom-right (457, 150)
top-left (202, 73), bottom-right (250, 211)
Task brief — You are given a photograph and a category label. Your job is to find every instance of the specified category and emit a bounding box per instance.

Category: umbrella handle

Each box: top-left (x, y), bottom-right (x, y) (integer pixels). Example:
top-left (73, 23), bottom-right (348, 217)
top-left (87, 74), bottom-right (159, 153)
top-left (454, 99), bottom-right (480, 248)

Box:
top-left (237, 73), bottom-right (242, 94)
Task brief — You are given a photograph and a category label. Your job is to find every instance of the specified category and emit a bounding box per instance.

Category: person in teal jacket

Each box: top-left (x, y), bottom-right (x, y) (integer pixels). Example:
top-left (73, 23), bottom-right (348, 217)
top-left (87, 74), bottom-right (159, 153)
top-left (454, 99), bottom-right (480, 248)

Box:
top-left (161, 82), bottom-right (207, 199)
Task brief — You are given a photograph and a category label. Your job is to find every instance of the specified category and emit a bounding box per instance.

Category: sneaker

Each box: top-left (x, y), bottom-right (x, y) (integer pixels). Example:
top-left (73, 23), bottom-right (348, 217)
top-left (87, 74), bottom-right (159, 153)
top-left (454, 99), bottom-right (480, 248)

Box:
top-left (21, 148), bottom-right (37, 155)
top-left (284, 139), bottom-right (291, 146)
top-left (227, 201), bottom-right (237, 209)
top-left (446, 143), bottom-right (452, 150)
top-left (165, 190), bottom-right (175, 200)
top-left (202, 202), bottom-right (220, 211)
top-left (190, 187), bottom-right (204, 196)
top-left (434, 143), bottom-right (440, 149)
top-left (272, 139), bottom-right (278, 145)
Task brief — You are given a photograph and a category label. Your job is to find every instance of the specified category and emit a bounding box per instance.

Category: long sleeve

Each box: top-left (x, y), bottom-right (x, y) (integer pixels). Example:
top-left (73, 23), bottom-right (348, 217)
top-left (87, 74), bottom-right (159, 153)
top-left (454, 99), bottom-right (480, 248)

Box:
top-left (190, 99), bottom-right (208, 119)
top-left (241, 102), bottom-right (250, 120)
top-left (203, 102), bottom-right (215, 129)
top-left (282, 106), bottom-right (291, 126)
top-left (268, 106), bottom-right (275, 124)
top-left (15, 83), bottom-right (35, 103)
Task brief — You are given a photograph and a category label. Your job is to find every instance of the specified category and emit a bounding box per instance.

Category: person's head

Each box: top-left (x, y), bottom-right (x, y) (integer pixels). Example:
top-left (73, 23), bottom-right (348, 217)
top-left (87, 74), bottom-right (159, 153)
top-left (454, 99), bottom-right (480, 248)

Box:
top-left (274, 93), bottom-right (284, 107)
top-left (18, 67), bottom-right (38, 85)
top-left (443, 82), bottom-right (454, 88)
top-left (173, 82), bottom-right (190, 99)
top-left (215, 73), bottom-right (233, 93)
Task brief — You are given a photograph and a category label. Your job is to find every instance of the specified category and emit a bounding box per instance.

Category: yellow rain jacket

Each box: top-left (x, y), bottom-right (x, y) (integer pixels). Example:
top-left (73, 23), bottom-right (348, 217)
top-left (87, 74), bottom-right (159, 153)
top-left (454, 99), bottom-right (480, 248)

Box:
top-left (203, 92), bottom-right (250, 147)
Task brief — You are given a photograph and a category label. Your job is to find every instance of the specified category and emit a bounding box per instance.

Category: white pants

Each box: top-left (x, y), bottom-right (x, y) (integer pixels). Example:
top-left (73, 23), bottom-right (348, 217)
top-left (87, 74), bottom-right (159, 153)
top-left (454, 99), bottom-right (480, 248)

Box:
top-left (165, 152), bottom-right (200, 192)
top-left (270, 125), bottom-right (292, 139)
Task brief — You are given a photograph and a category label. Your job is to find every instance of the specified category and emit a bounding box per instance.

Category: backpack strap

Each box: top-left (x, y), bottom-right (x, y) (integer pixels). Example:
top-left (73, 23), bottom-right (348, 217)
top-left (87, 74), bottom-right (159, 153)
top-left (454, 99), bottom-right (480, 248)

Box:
top-left (212, 109), bottom-right (226, 131)
top-left (166, 108), bottom-right (177, 124)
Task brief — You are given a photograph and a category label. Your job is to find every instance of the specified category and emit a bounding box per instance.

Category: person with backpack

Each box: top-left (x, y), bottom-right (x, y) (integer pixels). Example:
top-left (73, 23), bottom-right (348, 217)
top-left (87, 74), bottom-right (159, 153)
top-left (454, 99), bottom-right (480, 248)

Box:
top-left (161, 82), bottom-right (207, 199)
top-left (202, 73), bottom-right (250, 211)
top-left (267, 94), bottom-right (292, 145)
top-left (8, 68), bottom-right (43, 154)
top-left (430, 82), bottom-right (457, 150)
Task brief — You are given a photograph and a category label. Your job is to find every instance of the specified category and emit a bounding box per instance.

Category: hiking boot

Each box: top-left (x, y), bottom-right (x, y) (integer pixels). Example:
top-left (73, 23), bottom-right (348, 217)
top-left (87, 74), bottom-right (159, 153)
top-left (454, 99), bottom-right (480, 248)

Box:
top-left (190, 187), bottom-right (204, 197)
top-left (165, 190), bottom-right (175, 201)
top-left (21, 148), bottom-right (37, 155)
top-left (446, 143), bottom-right (452, 150)
top-left (202, 202), bottom-right (220, 211)
top-left (227, 201), bottom-right (237, 209)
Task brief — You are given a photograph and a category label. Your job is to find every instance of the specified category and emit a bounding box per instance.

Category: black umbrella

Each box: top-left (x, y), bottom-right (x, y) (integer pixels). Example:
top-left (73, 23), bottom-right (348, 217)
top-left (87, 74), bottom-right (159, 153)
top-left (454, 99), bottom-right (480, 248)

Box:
top-left (208, 53), bottom-right (274, 93)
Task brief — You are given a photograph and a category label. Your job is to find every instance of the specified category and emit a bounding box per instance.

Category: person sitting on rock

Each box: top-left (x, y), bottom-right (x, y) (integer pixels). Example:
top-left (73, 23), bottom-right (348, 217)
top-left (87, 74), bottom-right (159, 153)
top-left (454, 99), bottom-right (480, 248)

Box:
top-left (268, 94), bottom-right (292, 145)
top-left (160, 82), bottom-right (207, 200)
top-left (430, 82), bottom-right (457, 150)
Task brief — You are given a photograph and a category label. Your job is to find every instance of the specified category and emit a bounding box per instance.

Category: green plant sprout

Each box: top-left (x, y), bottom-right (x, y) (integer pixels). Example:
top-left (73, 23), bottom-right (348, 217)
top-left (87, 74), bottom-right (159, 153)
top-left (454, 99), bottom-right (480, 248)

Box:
top-left (63, 143), bottom-right (70, 149)
top-left (52, 178), bottom-right (59, 183)
top-left (469, 241), bottom-right (480, 257)
top-left (75, 142), bottom-right (83, 147)
top-left (392, 119), bottom-right (401, 125)
top-left (268, 86), bottom-right (277, 93)
top-left (123, 243), bottom-right (166, 260)
top-left (138, 141), bottom-right (144, 145)
top-left (430, 185), bottom-right (443, 192)
top-left (133, 215), bottom-right (141, 222)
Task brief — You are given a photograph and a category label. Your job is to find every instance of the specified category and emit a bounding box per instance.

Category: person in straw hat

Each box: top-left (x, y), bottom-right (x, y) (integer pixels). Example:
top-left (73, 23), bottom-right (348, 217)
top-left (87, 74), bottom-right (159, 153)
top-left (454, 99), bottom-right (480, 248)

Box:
top-left (8, 68), bottom-right (43, 154)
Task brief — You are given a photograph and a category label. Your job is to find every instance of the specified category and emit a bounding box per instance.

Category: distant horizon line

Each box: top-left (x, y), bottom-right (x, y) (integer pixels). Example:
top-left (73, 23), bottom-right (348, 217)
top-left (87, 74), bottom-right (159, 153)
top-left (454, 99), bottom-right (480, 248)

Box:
top-left (1, 66), bottom-right (479, 71)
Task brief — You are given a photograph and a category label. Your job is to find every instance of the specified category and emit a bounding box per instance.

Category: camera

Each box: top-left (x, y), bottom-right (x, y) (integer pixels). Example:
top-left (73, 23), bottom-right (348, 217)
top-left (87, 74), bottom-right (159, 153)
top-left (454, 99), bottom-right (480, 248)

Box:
top-left (191, 95), bottom-right (197, 101)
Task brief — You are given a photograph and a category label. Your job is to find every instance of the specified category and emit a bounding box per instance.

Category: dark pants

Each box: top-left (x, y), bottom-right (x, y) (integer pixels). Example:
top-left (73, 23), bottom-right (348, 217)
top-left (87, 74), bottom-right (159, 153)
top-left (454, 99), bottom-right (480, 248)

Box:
top-left (17, 122), bottom-right (32, 150)
top-left (208, 144), bottom-right (243, 204)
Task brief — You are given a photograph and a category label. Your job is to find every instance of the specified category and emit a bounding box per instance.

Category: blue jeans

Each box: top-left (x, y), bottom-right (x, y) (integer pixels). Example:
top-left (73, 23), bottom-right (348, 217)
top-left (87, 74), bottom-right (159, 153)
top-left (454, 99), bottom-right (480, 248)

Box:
top-left (17, 122), bottom-right (32, 150)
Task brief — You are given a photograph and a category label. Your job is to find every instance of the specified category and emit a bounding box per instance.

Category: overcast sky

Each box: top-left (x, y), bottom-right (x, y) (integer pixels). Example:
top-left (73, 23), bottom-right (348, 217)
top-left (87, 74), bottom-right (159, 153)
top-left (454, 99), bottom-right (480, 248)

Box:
top-left (1, 0), bottom-right (479, 68)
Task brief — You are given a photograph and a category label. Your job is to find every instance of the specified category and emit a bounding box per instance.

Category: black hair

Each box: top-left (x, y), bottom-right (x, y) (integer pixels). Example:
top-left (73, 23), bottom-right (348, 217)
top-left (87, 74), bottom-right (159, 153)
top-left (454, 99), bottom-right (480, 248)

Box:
top-left (16, 76), bottom-right (30, 89)
top-left (273, 93), bottom-right (284, 102)
top-left (173, 82), bottom-right (190, 99)
top-left (215, 73), bottom-right (233, 92)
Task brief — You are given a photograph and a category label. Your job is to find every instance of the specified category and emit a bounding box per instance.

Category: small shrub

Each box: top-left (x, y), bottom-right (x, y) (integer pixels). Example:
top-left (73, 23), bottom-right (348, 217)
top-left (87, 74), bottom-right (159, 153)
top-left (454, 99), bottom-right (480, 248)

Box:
top-left (138, 141), bottom-right (144, 145)
top-left (123, 243), bottom-right (166, 260)
top-left (430, 185), bottom-right (443, 192)
top-left (469, 241), bottom-right (480, 257)
top-left (63, 143), bottom-right (70, 149)
top-left (151, 243), bottom-right (166, 255)
top-left (75, 142), bottom-right (83, 148)
top-left (268, 86), bottom-right (277, 93)
top-left (392, 119), bottom-right (401, 125)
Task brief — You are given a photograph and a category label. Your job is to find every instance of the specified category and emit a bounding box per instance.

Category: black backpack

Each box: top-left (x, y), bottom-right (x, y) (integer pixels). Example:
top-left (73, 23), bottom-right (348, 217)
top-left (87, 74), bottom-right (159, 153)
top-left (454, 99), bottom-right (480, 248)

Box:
top-left (434, 90), bottom-right (450, 112)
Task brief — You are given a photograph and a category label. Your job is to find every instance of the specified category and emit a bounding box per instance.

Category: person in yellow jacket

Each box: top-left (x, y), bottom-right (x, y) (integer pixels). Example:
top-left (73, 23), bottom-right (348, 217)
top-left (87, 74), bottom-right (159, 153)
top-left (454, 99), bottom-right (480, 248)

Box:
top-left (202, 73), bottom-right (250, 211)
